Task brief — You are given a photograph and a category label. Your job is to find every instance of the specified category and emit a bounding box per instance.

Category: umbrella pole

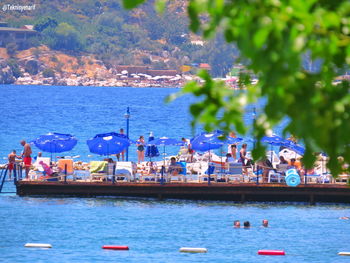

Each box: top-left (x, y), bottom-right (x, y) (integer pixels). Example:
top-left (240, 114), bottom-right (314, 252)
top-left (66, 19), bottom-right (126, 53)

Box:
top-left (50, 144), bottom-right (53, 165)
top-left (161, 145), bottom-right (165, 185)
top-left (208, 148), bottom-right (211, 185)
top-left (270, 144), bottom-right (273, 164)
top-left (220, 146), bottom-right (223, 171)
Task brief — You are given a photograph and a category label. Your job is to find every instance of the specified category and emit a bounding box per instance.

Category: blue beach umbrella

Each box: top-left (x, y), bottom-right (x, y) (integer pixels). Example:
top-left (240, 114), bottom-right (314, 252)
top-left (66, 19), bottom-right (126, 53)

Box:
top-left (87, 132), bottom-right (131, 156)
top-left (145, 132), bottom-right (160, 160)
top-left (191, 130), bottom-right (225, 152)
top-left (284, 141), bottom-right (305, 156)
top-left (191, 131), bottom-right (242, 184)
top-left (191, 131), bottom-right (242, 152)
top-left (148, 137), bottom-right (183, 159)
top-left (32, 132), bottom-right (78, 159)
top-left (148, 137), bottom-right (183, 183)
top-left (261, 135), bottom-right (289, 146)
top-left (261, 135), bottom-right (291, 163)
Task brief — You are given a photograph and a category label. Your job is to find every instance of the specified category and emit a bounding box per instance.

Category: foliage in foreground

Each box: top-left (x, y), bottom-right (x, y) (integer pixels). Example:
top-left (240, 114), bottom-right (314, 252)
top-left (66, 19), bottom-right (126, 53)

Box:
top-left (124, 0), bottom-right (350, 176)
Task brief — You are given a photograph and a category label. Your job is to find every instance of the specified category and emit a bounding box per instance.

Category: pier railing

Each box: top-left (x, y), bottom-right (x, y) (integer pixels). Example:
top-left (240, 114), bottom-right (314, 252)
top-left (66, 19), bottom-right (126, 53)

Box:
top-left (0, 164), bottom-right (22, 194)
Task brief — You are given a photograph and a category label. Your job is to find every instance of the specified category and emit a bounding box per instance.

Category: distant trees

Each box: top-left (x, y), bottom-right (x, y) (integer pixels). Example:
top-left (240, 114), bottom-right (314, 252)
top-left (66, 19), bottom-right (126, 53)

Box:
top-left (143, 10), bottom-right (189, 45)
top-left (53, 23), bottom-right (84, 51)
top-left (34, 17), bottom-right (58, 32)
top-left (11, 1), bottom-right (234, 73)
top-left (37, 19), bottom-right (84, 51)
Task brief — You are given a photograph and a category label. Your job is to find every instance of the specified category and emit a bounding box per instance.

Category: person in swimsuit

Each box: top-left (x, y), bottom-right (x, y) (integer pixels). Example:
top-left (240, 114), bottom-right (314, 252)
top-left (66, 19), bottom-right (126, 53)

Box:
top-left (20, 140), bottom-right (32, 179)
top-left (8, 150), bottom-right (20, 179)
top-left (230, 144), bottom-right (237, 161)
top-left (116, 128), bottom-right (126, 161)
top-left (136, 135), bottom-right (145, 164)
top-left (239, 143), bottom-right (248, 164)
top-left (240, 143), bottom-right (251, 175)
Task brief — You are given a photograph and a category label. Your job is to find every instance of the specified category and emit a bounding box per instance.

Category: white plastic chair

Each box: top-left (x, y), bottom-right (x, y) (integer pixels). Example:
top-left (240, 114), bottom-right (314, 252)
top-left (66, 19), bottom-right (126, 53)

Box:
top-left (226, 163), bottom-right (243, 183)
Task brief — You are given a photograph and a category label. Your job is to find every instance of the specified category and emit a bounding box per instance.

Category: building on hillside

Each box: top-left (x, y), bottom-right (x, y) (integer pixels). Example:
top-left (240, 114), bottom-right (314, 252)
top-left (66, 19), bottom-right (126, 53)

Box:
top-left (115, 65), bottom-right (150, 74)
top-left (199, 63), bottom-right (211, 71)
top-left (114, 65), bottom-right (179, 77)
top-left (190, 40), bottom-right (204, 46)
top-left (146, 70), bottom-right (178, 77)
top-left (0, 22), bottom-right (39, 49)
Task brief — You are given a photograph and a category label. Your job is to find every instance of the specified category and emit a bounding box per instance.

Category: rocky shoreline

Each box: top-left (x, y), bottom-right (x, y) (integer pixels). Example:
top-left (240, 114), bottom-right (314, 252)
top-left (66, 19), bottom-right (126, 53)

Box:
top-left (0, 60), bottom-right (187, 88)
top-left (13, 72), bottom-right (185, 88)
top-left (0, 46), bottom-right (189, 88)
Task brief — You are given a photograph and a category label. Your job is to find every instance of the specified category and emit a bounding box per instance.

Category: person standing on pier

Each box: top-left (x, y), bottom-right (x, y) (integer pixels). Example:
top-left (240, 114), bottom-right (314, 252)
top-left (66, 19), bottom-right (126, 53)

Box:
top-left (20, 140), bottom-right (32, 179)
top-left (240, 143), bottom-right (251, 175)
top-left (182, 137), bottom-right (193, 162)
top-left (228, 132), bottom-right (238, 161)
top-left (136, 135), bottom-right (145, 164)
top-left (8, 150), bottom-right (20, 179)
top-left (116, 128), bottom-right (126, 161)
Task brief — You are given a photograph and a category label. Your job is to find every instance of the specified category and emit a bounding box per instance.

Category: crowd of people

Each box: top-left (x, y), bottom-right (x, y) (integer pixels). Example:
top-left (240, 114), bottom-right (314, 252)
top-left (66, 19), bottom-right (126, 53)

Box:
top-left (6, 130), bottom-right (347, 184)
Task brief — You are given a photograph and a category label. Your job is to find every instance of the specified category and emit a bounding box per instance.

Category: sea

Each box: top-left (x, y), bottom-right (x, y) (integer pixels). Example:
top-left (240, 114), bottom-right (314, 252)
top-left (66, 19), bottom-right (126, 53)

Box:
top-left (0, 85), bottom-right (349, 262)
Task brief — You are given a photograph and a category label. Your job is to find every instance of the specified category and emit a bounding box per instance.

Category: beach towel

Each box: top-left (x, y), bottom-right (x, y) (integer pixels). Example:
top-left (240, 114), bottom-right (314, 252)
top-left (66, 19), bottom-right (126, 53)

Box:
top-left (90, 161), bottom-right (108, 173)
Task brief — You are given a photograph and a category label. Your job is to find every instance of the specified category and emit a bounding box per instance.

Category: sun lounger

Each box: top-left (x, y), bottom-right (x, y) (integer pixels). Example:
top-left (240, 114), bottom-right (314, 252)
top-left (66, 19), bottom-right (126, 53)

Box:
top-left (57, 159), bottom-right (74, 180)
top-left (115, 162), bottom-right (135, 182)
top-left (198, 163), bottom-right (217, 182)
top-left (226, 163), bottom-right (243, 183)
top-left (169, 162), bottom-right (187, 182)
top-left (89, 161), bottom-right (108, 182)
top-left (31, 157), bottom-right (51, 180)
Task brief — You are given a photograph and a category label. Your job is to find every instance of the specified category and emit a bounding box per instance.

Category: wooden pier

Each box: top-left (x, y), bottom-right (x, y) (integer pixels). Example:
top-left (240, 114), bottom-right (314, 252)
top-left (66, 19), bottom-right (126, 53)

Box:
top-left (15, 181), bottom-right (350, 204)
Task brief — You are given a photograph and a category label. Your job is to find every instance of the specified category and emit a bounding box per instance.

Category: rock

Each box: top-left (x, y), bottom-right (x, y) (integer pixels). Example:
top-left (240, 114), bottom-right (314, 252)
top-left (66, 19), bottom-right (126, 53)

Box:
top-left (43, 78), bottom-right (53, 84)
top-left (0, 60), bottom-right (15, 84)
top-left (55, 79), bottom-right (67, 86)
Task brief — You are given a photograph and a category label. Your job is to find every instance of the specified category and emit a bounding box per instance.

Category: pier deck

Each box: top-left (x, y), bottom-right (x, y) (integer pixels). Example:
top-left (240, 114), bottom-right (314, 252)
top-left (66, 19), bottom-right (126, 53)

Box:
top-left (16, 181), bottom-right (350, 204)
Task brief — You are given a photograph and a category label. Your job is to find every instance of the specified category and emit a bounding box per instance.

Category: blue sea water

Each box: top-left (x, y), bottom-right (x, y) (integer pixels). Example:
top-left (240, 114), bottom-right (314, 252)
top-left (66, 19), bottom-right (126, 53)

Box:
top-left (0, 85), bottom-right (200, 162)
top-left (1, 196), bottom-right (350, 262)
top-left (0, 85), bottom-right (350, 262)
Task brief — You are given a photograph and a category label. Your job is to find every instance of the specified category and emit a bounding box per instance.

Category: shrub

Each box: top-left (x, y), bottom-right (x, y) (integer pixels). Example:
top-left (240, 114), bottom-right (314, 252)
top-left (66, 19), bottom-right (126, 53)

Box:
top-left (7, 59), bottom-right (22, 78)
top-left (42, 68), bottom-right (55, 78)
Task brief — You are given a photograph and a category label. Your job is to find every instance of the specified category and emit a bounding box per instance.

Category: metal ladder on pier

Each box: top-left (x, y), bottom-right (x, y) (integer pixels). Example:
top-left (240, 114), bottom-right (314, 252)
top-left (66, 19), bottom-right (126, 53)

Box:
top-left (0, 164), bottom-right (22, 194)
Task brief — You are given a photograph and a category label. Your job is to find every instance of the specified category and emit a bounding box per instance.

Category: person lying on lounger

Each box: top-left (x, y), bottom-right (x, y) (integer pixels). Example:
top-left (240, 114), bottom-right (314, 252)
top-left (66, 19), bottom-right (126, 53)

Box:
top-left (168, 157), bottom-right (182, 175)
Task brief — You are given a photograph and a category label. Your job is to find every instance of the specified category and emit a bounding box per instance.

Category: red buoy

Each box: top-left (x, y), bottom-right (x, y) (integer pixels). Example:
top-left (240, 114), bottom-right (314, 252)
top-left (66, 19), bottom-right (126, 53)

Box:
top-left (258, 250), bottom-right (285, 255)
top-left (102, 245), bottom-right (129, 250)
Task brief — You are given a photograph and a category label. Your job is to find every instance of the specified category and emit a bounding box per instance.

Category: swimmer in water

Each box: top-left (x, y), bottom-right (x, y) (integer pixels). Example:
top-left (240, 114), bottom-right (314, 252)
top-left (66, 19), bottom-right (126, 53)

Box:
top-left (339, 217), bottom-right (349, 220)
top-left (262, 219), bottom-right (269, 227)
top-left (243, 221), bottom-right (250, 228)
top-left (233, 220), bottom-right (240, 228)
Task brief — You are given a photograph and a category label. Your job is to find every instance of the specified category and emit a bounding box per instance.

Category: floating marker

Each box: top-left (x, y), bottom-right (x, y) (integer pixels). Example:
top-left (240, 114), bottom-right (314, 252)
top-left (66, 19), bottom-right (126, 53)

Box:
top-left (24, 243), bottom-right (52, 248)
top-left (102, 245), bottom-right (129, 250)
top-left (338, 252), bottom-right (350, 256)
top-left (258, 250), bottom-right (285, 256)
top-left (179, 247), bottom-right (207, 253)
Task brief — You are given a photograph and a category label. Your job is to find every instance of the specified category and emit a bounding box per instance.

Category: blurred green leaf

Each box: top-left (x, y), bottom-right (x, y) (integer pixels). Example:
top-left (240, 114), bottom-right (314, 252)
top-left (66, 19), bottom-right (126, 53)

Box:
top-left (122, 0), bottom-right (145, 9)
top-left (135, 0), bottom-right (350, 177)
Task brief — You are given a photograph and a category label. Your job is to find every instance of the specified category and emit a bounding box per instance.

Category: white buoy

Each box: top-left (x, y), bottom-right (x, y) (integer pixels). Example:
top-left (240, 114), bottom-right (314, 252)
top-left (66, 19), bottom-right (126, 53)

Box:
top-left (338, 252), bottom-right (350, 256)
top-left (179, 247), bottom-right (207, 253)
top-left (24, 243), bottom-right (52, 248)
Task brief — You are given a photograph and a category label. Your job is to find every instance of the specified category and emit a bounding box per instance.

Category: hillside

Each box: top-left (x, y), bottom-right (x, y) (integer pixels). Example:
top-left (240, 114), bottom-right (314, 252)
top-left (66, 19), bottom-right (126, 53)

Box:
top-left (0, 0), bottom-right (238, 84)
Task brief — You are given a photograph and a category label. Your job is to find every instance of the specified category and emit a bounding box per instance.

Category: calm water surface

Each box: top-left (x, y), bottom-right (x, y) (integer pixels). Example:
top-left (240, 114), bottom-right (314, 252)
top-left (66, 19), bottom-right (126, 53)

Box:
top-left (1, 195), bottom-right (350, 262)
top-left (0, 85), bottom-right (349, 262)
top-left (0, 85), bottom-right (198, 162)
